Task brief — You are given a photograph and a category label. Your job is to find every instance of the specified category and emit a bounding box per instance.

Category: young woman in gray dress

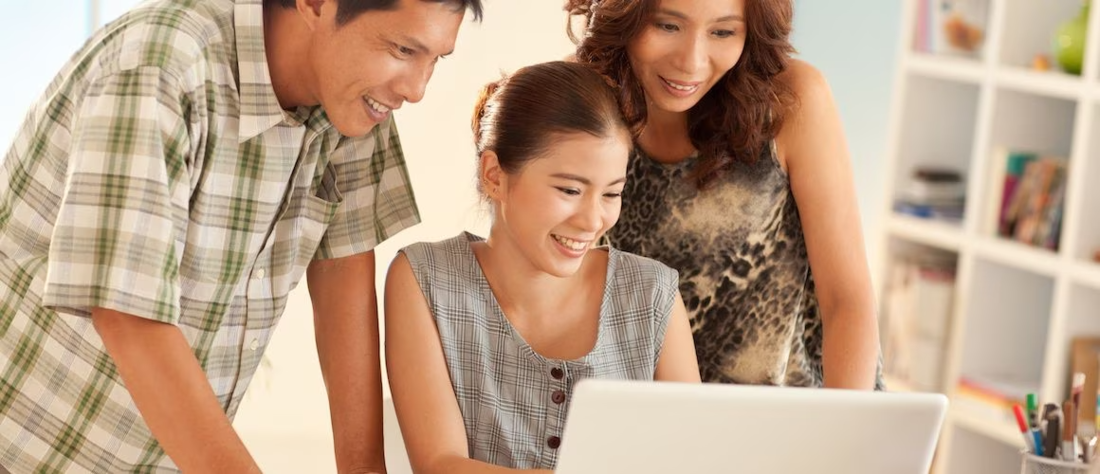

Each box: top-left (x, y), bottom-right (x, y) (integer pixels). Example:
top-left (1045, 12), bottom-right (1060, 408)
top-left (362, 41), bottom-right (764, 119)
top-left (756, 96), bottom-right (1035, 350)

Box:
top-left (566, 0), bottom-right (882, 389)
top-left (384, 61), bottom-right (701, 473)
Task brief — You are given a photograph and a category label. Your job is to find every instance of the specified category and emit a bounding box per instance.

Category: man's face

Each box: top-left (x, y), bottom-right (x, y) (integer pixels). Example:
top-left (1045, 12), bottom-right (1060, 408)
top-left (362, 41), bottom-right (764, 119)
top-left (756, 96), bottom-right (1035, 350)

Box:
top-left (305, 0), bottom-right (464, 137)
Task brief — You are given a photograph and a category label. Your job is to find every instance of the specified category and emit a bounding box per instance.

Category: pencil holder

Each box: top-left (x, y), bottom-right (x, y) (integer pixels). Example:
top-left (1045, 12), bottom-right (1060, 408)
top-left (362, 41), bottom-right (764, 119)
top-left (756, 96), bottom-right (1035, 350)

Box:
top-left (1020, 452), bottom-right (1090, 474)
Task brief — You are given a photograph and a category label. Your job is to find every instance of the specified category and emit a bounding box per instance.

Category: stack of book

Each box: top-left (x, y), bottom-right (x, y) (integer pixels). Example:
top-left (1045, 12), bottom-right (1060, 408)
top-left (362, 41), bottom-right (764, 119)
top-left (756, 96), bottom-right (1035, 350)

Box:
top-left (986, 148), bottom-right (1066, 250)
top-left (894, 166), bottom-right (966, 222)
top-left (881, 248), bottom-right (956, 392)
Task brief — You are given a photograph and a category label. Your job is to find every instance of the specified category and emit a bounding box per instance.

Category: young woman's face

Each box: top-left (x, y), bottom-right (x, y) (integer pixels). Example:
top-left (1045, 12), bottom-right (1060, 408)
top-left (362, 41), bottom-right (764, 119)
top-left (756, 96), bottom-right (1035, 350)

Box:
top-left (492, 131), bottom-right (631, 278)
top-left (626, 0), bottom-right (747, 115)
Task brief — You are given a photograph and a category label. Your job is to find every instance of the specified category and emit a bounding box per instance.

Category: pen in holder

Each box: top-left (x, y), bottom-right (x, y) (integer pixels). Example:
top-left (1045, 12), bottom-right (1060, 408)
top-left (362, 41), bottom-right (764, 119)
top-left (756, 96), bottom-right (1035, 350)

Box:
top-left (1019, 452), bottom-right (1090, 474)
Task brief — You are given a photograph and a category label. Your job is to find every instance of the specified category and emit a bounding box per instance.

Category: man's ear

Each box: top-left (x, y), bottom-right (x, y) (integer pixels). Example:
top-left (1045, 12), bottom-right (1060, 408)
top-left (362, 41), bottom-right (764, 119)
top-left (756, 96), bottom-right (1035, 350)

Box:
top-left (296, 0), bottom-right (327, 31)
top-left (480, 151), bottom-right (505, 200)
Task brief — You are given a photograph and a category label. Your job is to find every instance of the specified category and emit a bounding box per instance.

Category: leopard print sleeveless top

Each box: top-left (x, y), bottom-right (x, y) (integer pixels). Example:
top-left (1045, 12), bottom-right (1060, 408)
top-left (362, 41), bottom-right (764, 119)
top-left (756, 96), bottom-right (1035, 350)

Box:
top-left (607, 143), bottom-right (826, 387)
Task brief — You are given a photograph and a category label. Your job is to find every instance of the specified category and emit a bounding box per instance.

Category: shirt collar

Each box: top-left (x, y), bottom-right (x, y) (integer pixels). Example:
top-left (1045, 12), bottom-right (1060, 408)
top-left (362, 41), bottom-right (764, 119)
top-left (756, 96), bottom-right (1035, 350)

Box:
top-left (234, 0), bottom-right (286, 142)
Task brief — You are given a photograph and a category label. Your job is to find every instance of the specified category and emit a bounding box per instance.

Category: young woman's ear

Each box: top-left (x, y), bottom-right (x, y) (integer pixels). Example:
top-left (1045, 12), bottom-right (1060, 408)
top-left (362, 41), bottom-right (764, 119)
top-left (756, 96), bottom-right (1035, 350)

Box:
top-left (480, 151), bottom-right (505, 200)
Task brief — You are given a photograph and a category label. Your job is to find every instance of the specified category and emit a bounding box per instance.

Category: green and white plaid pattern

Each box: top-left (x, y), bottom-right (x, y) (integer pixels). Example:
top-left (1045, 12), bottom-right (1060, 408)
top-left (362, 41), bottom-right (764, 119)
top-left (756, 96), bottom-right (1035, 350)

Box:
top-left (0, 0), bottom-right (420, 471)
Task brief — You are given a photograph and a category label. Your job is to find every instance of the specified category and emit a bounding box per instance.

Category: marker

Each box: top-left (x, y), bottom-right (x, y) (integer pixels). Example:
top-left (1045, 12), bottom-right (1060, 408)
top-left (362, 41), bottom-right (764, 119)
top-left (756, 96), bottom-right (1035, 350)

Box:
top-left (1027, 393), bottom-right (1038, 428)
top-left (1014, 404), bottom-right (1036, 453)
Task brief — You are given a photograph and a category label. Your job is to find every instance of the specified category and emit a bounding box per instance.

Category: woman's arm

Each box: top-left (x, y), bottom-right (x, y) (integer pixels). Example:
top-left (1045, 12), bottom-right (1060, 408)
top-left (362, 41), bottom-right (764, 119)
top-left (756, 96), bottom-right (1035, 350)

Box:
top-left (384, 254), bottom-right (553, 474)
top-left (654, 293), bottom-right (701, 382)
top-left (776, 59), bottom-right (880, 390)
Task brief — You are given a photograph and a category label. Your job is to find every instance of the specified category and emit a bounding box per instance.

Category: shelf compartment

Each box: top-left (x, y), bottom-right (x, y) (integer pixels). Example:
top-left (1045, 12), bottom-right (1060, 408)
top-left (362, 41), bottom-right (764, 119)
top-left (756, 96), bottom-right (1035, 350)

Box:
top-left (958, 258), bottom-right (1053, 391)
top-left (998, 0), bottom-right (1088, 74)
top-left (892, 75), bottom-right (980, 226)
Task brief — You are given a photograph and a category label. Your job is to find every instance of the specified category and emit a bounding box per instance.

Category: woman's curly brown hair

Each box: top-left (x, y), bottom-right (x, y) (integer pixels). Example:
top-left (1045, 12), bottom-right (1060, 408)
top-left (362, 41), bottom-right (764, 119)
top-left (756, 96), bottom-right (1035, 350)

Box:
top-left (565, 0), bottom-right (797, 188)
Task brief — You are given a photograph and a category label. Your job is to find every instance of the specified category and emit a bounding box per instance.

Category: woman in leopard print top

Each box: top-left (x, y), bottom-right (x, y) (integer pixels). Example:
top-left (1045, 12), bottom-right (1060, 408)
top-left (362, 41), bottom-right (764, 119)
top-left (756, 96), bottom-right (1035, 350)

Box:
top-left (567, 0), bottom-right (883, 389)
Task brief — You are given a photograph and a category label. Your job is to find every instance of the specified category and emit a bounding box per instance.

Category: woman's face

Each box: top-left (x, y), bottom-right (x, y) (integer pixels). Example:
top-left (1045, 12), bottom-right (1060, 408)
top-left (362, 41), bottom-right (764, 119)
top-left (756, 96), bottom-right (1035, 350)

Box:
top-left (626, 0), bottom-right (747, 115)
top-left (489, 130), bottom-right (631, 278)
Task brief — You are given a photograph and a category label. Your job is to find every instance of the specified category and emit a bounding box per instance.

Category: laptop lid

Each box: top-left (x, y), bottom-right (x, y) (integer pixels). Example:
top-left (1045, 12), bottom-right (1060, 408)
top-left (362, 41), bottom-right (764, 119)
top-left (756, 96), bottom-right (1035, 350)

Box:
top-left (555, 379), bottom-right (948, 474)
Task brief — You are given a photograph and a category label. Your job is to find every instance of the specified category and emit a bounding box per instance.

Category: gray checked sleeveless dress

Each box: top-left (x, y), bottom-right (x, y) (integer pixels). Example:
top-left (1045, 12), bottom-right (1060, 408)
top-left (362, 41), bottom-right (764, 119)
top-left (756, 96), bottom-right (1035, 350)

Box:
top-left (607, 143), bottom-right (884, 389)
top-left (399, 232), bottom-right (680, 469)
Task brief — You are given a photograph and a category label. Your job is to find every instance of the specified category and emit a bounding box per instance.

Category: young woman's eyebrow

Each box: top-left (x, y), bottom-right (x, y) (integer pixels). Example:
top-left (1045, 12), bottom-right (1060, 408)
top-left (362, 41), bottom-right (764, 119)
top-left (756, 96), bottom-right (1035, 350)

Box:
top-left (550, 173), bottom-right (627, 186)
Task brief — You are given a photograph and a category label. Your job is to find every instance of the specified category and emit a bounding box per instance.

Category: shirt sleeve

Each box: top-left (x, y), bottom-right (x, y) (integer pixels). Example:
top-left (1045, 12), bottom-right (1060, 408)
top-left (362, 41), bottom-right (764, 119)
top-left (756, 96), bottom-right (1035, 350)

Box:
top-left (42, 66), bottom-right (191, 325)
top-left (315, 115), bottom-right (421, 259)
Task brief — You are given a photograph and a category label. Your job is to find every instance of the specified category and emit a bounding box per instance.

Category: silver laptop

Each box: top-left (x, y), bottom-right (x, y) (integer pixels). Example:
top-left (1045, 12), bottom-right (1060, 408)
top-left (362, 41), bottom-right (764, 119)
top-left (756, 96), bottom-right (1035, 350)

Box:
top-left (555, 379), bottom-right (948, 474)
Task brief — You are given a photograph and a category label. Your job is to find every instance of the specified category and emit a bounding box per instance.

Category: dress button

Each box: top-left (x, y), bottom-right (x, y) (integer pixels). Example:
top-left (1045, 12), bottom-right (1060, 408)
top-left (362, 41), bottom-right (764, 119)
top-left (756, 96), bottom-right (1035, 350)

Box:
top-left (547, 436), bottom-right (561, 449)
top-left (249, 339), bottom-right (259, 351)
top-left (551, 390), bottom-right (566, 404)
top-left (550, 367), bottom-right (564, 380)
top-left (255, 268), bottom-right (266, 279)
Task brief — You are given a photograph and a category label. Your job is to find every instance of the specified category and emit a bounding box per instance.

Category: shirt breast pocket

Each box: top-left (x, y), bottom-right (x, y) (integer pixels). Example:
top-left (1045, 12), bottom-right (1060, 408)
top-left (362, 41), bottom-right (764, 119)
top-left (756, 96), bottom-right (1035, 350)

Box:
top-left (271, 163), bottom-right (343, 294)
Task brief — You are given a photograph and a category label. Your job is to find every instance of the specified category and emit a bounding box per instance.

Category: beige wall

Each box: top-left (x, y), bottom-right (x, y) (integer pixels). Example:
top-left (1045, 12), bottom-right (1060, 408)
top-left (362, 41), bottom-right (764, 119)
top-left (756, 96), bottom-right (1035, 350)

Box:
top-left (231, 2), bottom-right (579, 471)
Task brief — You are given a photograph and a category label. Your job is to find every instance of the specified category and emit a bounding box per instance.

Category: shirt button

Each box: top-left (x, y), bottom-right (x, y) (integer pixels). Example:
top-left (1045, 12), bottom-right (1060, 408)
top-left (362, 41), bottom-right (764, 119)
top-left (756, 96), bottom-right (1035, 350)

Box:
top-left (255, 268), bottom-right (266, 279)
top-left (551, 390), bottom-right (566, 404)
top-left (550, 367), bottom-right (564, 380)
top-left (249, 339), bottom-right (259, 351)
top-left (547, 436), bottom-right (561, 449)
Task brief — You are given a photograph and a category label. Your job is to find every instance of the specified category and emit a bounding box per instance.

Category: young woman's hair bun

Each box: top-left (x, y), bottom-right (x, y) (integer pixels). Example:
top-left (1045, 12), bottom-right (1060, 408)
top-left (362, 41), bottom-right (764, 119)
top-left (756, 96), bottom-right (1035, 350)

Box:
top-left (471, 76), bottom-right (506, 152)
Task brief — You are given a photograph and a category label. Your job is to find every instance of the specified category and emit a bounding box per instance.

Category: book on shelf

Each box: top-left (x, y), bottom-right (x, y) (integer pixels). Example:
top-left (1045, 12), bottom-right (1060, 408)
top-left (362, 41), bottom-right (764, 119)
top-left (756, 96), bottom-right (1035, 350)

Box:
top-left (912, 0), bottom-right (988, 58)
top-left (894, 165), bottom-right (965, 222)
top-left (986, 147), bottom-right (1066, 250)
top-left (881, 247), bottom-right (956, 392)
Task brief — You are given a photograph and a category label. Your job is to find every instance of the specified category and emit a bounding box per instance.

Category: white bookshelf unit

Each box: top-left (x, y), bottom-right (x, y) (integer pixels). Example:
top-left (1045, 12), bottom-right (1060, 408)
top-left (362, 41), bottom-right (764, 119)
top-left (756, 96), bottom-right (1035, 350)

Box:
top-left (880, 1), bottom-right (1100, 473)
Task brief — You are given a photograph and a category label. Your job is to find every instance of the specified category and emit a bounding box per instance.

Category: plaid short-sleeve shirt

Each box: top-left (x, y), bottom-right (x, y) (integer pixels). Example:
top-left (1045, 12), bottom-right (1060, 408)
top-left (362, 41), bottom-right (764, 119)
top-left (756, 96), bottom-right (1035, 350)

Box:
top-left (0, 0), bottom-right (420, 471)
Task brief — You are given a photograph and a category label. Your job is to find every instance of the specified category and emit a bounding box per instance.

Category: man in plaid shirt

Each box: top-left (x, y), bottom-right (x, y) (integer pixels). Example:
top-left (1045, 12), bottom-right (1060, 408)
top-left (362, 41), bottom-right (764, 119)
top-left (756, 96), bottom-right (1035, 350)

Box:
top-left (0, 0), bottom-right (481, 472)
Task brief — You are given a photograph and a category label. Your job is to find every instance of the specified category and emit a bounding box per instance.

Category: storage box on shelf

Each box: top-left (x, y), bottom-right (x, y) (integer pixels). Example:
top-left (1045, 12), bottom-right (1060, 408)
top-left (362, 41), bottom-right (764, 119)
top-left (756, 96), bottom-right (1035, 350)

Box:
top-left (882, 0), bottom-right (1100, 473)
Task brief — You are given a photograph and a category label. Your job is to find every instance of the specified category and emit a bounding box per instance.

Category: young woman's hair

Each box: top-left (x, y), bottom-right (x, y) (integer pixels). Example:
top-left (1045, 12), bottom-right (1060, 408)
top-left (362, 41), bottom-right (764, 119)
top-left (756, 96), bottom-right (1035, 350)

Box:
top-left (471, 61), bottom-right (628, 190)
top-left (565, 0), bottom-right (797, 188)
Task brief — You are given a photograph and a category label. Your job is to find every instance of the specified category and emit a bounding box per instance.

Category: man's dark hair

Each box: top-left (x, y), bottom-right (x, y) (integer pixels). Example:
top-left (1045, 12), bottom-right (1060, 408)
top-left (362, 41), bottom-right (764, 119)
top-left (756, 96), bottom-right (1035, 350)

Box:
top-left (268, 0), bottom-right (483, 25)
